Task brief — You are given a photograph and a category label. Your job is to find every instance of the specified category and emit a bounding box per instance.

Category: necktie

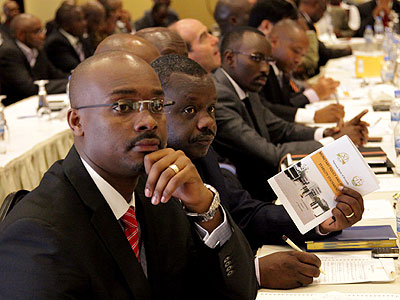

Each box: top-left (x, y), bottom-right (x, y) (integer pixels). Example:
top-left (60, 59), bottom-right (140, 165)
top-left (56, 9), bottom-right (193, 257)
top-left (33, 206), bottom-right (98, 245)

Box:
top-left (242, 97), bottom-right (261, 134)
top-left (121, 206), bottom-right (140, 261)
top-left (289, 78), bottom-right (300, 93)
top-left (75, 42), bottom-right (85, 61)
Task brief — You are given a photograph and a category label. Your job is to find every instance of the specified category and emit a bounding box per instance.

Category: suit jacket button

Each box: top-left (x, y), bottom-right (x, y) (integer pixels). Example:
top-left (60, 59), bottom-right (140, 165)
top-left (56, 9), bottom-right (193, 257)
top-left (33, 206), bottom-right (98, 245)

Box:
top-left (227, 270), bottom-right (234, 277)
top-left (224, 261), bottom-right (231, 268)
top-left (224, 256), bottom-right (231, 263)
top-left (226, 265), bottom-right (233, 272)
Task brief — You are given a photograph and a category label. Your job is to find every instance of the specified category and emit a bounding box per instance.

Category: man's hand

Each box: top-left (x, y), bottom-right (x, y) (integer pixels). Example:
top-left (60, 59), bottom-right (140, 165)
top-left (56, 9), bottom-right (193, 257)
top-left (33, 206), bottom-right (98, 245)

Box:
top-left (320, 186), bottom-right (364, 233)
top-left (324, 110), bottom-right (369, 146)
top-left (144, 148), bottom-right (222, 231)
top-left (313, 104), bottom-right (345, 123)
top-left (311, 77), bottom-right (340, 100)
top-left (259, 251), bottom-right (321, 289)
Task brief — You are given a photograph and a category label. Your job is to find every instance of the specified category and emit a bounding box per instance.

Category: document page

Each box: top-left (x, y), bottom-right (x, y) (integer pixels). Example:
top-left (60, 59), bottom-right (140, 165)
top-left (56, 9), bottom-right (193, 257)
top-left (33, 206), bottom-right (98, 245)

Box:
top-left (257, 292), bottom-right (400, 300)
top-left (314, 255), bottom-right (395, 284)
top-left (363, 199), bottom-right (395, 219)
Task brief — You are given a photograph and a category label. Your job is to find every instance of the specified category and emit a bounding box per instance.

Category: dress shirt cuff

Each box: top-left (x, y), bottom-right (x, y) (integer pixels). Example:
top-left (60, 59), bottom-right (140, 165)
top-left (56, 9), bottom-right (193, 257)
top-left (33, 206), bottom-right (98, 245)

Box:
top-left (294, 108), bottom-right (316, 124)
top-left (303, 88), bottom-right (320, 103)
top-left (314, 128), bottom-right (335, 146)
top-left (315, 225), bottom-right (330, 236)
top-left (194, 206), bottom-right (232, 248)
top-left (255, 256), bottom-right (261, 285)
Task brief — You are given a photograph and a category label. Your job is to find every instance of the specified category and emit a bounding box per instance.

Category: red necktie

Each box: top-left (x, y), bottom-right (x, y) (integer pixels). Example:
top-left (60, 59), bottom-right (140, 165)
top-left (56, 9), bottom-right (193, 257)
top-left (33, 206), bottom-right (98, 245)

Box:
top-left (121, 206), bottom-right (140, 261)
top-left (289, 78), bottom-right (300, 93)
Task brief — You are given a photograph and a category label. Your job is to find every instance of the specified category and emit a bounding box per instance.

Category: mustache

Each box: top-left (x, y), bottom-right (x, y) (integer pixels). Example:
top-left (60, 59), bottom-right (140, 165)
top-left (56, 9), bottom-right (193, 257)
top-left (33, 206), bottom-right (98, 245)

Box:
top-left (127, 132), bottom-right (164, 150)
top-left (189, 129), bottom-right (216, 143)
top-left (255, 73), bottom-right (268, 80)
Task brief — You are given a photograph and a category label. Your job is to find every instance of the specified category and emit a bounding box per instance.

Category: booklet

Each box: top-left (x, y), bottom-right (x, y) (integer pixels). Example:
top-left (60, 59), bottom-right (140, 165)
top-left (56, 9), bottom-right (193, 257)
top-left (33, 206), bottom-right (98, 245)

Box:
top-left (268, 136), bottom-right (380, 234)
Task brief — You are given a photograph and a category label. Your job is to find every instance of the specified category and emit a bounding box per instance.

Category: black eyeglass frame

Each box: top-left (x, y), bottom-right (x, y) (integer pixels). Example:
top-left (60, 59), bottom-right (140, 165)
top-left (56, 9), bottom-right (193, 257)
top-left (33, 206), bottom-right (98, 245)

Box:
top-left (72, 98), bottom-right (175, 114)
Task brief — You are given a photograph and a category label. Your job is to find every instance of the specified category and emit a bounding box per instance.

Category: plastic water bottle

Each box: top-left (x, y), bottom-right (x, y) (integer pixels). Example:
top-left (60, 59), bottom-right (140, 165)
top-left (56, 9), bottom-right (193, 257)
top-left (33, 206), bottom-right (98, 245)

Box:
top-left (364, 25), bottom-right (374, 51)
top-left (375, 16), bottom-right (384, 39)
top-left (0, 100), bottom-right (6, 154)
top-left (394, 121), bottom-right (400, 174)
top-left (390, 91), bottom-right (400, 128)
top-left (381, 55), bottom-right (395, 83)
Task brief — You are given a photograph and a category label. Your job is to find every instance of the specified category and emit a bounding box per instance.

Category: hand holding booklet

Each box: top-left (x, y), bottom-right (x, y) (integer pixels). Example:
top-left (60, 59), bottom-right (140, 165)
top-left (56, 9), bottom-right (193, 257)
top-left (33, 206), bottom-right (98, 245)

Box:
top-left (268, 136), bottom-right (380, 234)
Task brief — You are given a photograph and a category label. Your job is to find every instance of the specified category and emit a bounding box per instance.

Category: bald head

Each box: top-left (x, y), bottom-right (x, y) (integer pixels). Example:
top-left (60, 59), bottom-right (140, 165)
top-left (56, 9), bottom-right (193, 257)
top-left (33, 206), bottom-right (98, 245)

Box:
top-left (214, 0), bottom-right (251, 36)
top-left (94, 33), bottom-right (160, 63)
top-left (269, 19), bottom-right (309, 73)
top-left (135, 27), bottom-right (188, 56)
top-left (10, 14), bottom-right (45, 49)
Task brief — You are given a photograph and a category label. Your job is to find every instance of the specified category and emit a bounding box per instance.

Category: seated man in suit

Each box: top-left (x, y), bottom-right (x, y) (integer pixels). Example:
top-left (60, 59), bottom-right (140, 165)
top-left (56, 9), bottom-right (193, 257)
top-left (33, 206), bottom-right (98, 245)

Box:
top-left (0, 0), bottom-right (20, 39)
top-left (0, 14), bottom-right (68, 106)
top-left (44, 4), bottom-right (93, 73)
top-left (0, 51), bottom-right (257, 299)
top-left (151, 53), bottom-right (365, 289)
top-left (94, 33), bottom-right (160, 63)
top-left (135, 27), bottom-right (188, 56)
top-left (264, 19), bottom-right (344, 123)
top-left (213, 0), bottom-right (252, 38)
top-left (298, 0), bottom-right (352, 73)
top-left (81, 0), bottom-right (106, 50)
top-left (213, 27), bottom-right (367, 202)
top-left (169, 18), bottom-right (221, 73)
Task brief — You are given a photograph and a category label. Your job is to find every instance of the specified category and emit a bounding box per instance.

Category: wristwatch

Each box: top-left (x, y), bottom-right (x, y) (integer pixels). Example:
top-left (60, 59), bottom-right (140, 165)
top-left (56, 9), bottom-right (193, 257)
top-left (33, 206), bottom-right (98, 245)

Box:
top-left (184, 184), bottom-right (221, 223)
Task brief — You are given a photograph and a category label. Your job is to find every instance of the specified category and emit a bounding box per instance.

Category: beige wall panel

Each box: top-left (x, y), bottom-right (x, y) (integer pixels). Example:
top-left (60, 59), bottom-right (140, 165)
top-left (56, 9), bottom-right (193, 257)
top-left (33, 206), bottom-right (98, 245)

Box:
top-left (24, 0), bottom-right (65, 23)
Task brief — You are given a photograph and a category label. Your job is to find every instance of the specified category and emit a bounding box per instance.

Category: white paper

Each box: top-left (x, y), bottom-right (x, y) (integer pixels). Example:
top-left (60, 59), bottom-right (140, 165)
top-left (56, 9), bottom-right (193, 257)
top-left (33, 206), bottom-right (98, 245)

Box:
top-left (268, 136), bottom-right (380, 234)
top-left (314, 255), bottom-right (395, 285)
top-left (257, 292), bottom-right (400, 300)
top-left (363, 199), bottom-right (395, 219)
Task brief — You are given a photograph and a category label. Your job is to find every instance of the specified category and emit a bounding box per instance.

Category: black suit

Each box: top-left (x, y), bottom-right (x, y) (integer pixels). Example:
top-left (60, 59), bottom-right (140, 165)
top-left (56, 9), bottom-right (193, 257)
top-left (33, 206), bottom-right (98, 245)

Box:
top-left (212, 68), bottom-right (322, 202)
top-left (0, 146), bottom-right (257, 300)
top-left (44, 29), bottom-right (94, 73)
top-left (0, 39), bottom-right (68, 106)
top-left (260, 66), bottom-right (310, 122)
top-left (301, 13), bottom-right (352, 72)
top-left (355, 0), bottom-right (400, 37)
top-left (194, 148), bottom-right (328, 249)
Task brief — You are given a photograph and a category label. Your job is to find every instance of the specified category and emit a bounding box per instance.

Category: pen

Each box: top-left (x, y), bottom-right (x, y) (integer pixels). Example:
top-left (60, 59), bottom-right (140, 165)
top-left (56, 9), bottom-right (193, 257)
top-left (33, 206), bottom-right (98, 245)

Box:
top-left (334, 92), bottom-right (339, 104)
top-left (282, 235), bottom-right (326, 275)
top-left (372, 117), bottom-right (382, 127)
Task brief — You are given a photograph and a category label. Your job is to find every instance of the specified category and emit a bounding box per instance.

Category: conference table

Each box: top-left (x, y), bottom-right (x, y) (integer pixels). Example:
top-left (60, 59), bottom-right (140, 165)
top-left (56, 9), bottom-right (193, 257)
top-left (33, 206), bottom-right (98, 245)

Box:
top-left (257, 54), bottom-right (400, 297)
top-left (0, 94), bottom-right (72, 203)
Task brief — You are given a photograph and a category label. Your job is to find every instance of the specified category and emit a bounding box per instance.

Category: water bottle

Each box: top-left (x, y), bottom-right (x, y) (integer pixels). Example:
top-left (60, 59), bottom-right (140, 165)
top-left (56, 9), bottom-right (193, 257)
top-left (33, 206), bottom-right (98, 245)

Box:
top-left (0, 99), bottom-right (7, 154)
top-left (381, 55), bottom-right (395, 83)
top-left (375, 16), bottom-right (385, 40)
top-left (390, 91), bottom-right (400, 129)
top-left (394, 121), bottom-right (400, 174)
top-left (394, 192), bottom-right (400, 239)
top-left (364, 25), bottom-right (374, 51)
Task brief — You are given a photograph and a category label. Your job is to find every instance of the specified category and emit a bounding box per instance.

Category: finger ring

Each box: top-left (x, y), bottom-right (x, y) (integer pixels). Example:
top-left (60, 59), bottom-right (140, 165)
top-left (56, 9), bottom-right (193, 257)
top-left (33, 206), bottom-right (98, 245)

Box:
top-left (345, 212), bottom-right (355, 218)
top-left (168, 164), bottom-right (180, 174)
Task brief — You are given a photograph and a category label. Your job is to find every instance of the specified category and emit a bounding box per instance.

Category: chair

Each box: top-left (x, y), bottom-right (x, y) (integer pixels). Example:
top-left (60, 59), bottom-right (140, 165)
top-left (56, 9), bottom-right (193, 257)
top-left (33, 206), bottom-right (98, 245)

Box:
top-left (0, 190), bottom-right (29, 222)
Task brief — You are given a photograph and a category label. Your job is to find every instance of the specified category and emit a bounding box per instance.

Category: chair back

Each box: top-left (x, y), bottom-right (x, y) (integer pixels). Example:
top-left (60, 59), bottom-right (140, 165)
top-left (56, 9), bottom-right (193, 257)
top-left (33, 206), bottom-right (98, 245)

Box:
top-left (0, 190), bottom-right (29, 222)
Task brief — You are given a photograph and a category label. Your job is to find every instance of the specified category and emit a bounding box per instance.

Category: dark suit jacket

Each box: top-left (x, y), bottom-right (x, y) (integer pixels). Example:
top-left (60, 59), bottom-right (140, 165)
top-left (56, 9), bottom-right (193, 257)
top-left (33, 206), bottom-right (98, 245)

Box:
top-left (212, 68), bottom-right (322, 202)
top-left (302, 13), bottom-right (352, 71)
top-left (44, 29), bottom-right (94, 73)
top-left (0, 146), bottom-right (257, 300)
top-left (355, 0), bottom-right (400, 37)
top-left (260, 66), bottom-right (310, 122)
top-left (0, 39), bottom-right (68, 106)
top-left (194, 148), bottom-right (329, 249)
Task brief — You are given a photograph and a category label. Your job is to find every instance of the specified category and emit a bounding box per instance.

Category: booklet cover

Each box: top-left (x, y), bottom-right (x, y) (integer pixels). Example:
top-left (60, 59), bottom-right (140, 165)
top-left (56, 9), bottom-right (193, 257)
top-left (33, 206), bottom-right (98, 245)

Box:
top-left (268, 136), bottom-right (380, 234)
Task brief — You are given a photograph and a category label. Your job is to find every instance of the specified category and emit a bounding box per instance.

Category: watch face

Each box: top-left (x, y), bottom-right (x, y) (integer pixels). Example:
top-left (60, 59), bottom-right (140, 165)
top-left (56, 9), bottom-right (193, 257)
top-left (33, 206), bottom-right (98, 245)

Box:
top-left (185, 184), bottom-right (220, 222)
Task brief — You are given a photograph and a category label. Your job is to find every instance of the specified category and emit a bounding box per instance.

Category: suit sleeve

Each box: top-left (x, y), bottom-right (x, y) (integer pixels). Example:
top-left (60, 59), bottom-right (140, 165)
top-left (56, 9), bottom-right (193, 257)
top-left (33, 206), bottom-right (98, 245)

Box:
top-left (318, 40), bottom-right (352, 67)
top-left (260, 94), bottom-right (298, 122)
top-left (214, 83), bottom-right (322, 169)
top-left (289, 92), bottom-right (310, 108)
top-left (44, 37), bottom-right (80, 73)
top-left (0, 218), bottom-right (89, 300)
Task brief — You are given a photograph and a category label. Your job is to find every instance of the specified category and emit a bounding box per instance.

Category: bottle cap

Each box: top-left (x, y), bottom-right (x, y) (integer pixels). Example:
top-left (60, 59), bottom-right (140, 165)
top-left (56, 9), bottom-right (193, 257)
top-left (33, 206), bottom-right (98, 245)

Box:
top-left (395, 90), bottom-right (400, 98)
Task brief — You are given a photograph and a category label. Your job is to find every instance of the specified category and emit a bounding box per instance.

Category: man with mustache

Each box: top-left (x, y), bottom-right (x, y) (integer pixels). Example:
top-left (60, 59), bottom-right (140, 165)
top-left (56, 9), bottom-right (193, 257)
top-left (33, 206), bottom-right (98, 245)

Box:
top-left (212, 27), bottom-right (367, 202)
top-left (151, 53), bottom-right (364, 289)
top-left (0, 51), bottom-right (257, 299)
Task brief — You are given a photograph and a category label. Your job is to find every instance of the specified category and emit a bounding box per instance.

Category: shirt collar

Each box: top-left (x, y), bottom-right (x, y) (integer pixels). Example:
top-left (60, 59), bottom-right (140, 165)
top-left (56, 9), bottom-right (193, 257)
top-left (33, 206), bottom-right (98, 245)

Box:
top-left (81, 158), bottom-right (135, 220)
top-left (270, 62), bottom-right (284, 88)
top-left (59, 28), bottom-right (80, 48)
top-left (221, 68), bottom-right (248, 100)
top-left (16, 40), bottom-right (38, 66)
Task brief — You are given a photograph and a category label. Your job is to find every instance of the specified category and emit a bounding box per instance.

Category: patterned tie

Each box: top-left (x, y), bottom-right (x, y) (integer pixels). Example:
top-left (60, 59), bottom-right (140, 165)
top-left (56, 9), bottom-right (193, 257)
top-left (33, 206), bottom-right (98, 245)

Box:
top-left (121, 206), bottom-right (140, 261)
top-left (289, 78), bottom-right (300, 93)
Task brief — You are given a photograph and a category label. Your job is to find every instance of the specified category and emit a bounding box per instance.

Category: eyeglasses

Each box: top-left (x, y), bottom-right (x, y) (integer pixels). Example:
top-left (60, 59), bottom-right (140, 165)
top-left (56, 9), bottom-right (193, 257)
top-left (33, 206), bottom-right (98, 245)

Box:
top-left (73, 98), bottom-right (175, 114)
top-left (232, 51), bottom-right (274, 63)
top-left (26, 27), bottom-right (47, 35)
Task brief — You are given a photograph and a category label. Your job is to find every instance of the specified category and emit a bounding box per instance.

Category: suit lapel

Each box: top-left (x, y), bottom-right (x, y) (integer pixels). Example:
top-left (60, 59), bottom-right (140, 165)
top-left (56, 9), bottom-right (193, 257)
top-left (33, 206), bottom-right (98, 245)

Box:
top-left (63, 147), bottom-right (151, 299)
top-left (247, 92), bottom-right (270, 139)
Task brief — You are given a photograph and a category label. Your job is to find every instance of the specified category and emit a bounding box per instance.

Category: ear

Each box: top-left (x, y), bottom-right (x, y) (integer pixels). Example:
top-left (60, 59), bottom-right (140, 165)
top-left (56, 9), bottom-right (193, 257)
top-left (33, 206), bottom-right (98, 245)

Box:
top-left (258, 20), bottom-right (273, 37)
top-left (15, 30), bottom-right (25, 43)
top-left (269, 34), bottom-right (279, 49)
top-left (229, 15), bottom-right (238, 25)
top-left (67, 108), bottom-right (84, 136)
top-left (223, 49), bottom-right (235, 68)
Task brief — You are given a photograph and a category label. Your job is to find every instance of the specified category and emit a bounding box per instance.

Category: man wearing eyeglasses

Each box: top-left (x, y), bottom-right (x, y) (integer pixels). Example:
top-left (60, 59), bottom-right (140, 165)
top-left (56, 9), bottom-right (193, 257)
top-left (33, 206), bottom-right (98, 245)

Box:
top-left (212, 27), bottom-right (368, 202)
top-left (0, 13), bottom-right (68, 106)
top-left (0, 51), bottom-right (257, 299)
